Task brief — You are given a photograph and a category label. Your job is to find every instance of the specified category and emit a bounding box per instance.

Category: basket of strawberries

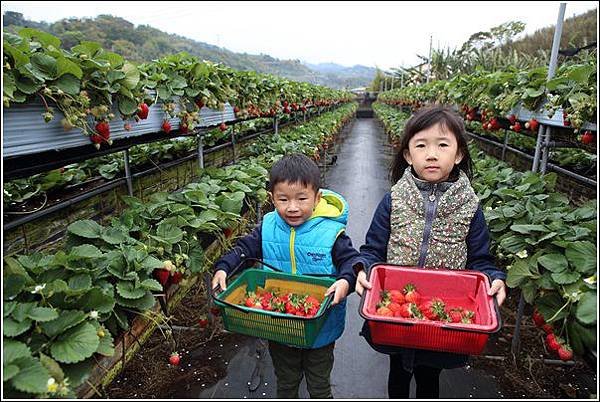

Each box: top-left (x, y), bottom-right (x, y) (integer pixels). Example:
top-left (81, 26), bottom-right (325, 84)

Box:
top-left (359, 264), bottom-right (501, 355)
top-left (212, 258), bottom-right (335, 347)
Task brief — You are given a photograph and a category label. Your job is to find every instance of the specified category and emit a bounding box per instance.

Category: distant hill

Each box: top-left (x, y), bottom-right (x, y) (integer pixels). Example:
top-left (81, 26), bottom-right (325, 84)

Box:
top-left (2, 11), bottom-right (375, 89)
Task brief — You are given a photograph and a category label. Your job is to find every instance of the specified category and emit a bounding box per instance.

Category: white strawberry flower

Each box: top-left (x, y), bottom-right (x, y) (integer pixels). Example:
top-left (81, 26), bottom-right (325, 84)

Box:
top-left (31, 284), bottom-right (46, 294)
top-left (584, 275), bottom-right (596, 285)
top-left (47, 378), bottom-right (58, 393)
top-left (89, 310), bottom-right (99, 319)
top-left (516, 250), bottom-right (528, 259)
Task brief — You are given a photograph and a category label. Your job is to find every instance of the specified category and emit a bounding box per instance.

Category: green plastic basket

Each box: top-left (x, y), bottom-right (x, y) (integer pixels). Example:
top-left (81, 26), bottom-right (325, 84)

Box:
top-left (212, 265), bottom-right (335, 348)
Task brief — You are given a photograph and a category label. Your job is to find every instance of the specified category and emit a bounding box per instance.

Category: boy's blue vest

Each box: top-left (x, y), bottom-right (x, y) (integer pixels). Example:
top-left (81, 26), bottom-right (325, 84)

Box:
top-left (261, 189), bottom-right (348, 348)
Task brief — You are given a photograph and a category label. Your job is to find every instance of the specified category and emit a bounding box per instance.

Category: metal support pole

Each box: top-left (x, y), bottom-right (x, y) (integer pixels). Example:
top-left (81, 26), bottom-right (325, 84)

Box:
top-left (426, 35), bottom-right (433, 83)
top-left (501, 129), bottom-right (509, 161)
top-left (391, 76), bottom-right (394, 90)
top-left (123, 149), bottom-right (133, 196)
top-left (197, 134), bottom-right (204, 170)
top-left (230, 124), bottom-right (237, 163)
top-left (274, 116), bottom-right (278, 135)
top-left (401, 72), bottom-right (404, 89)
top-left (540, 126), bottom-right (552, 173)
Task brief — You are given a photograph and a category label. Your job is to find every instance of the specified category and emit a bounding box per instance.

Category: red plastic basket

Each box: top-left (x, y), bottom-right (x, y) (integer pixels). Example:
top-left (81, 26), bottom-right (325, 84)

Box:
top-left (359, 264), bottom-right (501, 355)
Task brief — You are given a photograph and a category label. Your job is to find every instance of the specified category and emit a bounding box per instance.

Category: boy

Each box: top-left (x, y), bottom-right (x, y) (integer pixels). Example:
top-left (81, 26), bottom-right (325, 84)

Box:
top-left (212, 153), bottom-right (361, 398)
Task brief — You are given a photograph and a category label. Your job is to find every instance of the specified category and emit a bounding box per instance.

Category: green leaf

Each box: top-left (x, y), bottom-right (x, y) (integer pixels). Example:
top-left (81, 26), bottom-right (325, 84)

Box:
top-left (71, 41), bottom-right (101, 57)
top-left (54, 73), bottom-right (80, 95)
top-left (510, 224), bottom-right (548, 234)
top-left (565, 241), bottom-right (596, 275)
top-left (15, 76), bottom-right (42, 94)
top-left (56, 56), bottom-right (82, 79)
top-left (26, 307), bottom-right (59, 322)
top-left (3, 364), bottom-right (19, 382)
top-left (19, 28), bottom-right (61, 48)
top-left (40, 310), bottom-right (87, 337)
top-left (68, 273), bottom-right (92, 291)
top-left (550, 270), bottom-right (580, 285)
top-left (116, 281), bottom-right (146, 299)
top-left (39, 353), bottom-right (65, 382)
top-left (50, 322), bottom-right (100, 364)
top-left (30, 53), bottom-right (58, 80)
top-left (141, 255), bottom-right (164, 271)
top-left (3, 257), bottom-right (33, 284)
top-left (4, 301), bottom-right (17, 317)
top-left (566, 64), bottom-right (595, 84)
top-left (188, 246), bottom-right (205, 273)
top-left (575, 291), bottom-right (596, 325)
top-left (61, 358), bottom-right (95, 387)
top-left (115, 291), bottom-right (156, 311)
top-left (537, 253), bottom-right (568, 273)
top-left (101, 227), bottom-right (130, 245)
top-left (3, 317), bottom-right (32, 337)
top-left (155, 223), bottom-right (183, 244)
top-left (79, 288), bottom-right (116, 314)
top-left (567, 319), bottom-right (596, 356)
top-left (3, 274), bottom-right (26, 300)
top-left (3, 339), bottom-right (31, 366)
top-left (121, 62), bottom-right (140, 89)
top-left (11, 356), bottom-right (50, 394)
top-left (505, 258), bottom-right (533, 288)
top-left (67, 220), bottom-right (103, 239)
top-left (70, 244), bottom-right (103, 259)
top-left (537, 292), bottom-right (569, 322)
top-left (140, 279), bottom-right (163, 292)
top-left (117, 96), bottom-right (138, 116)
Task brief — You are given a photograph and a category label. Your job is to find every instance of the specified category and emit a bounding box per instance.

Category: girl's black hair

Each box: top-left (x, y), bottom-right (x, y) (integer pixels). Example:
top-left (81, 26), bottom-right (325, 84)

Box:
top-left (391, 105), bottom-right (473, 183)
top-left (269, 153), bottom-right (321, 192)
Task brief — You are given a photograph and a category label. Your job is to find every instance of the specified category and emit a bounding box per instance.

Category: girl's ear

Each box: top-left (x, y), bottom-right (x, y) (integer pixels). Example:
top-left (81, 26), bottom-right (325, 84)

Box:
top-left (455, 149), bottom-right (464, 165)
top-left (403, 149), bottom-right (412, 165)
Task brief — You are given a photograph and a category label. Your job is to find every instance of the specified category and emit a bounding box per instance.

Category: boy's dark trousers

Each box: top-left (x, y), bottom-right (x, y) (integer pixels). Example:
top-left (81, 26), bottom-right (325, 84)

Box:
top-left (268, 341), bottom-right (335, 398)
top-left (388, 354), bottom-right (442, 398)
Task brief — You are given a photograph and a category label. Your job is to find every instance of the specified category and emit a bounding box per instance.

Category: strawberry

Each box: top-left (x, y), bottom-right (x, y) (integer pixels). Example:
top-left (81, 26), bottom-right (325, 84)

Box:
top-left (90, 133), bottom-right (103, 150)
top-left (95, 121), bottom-right (110, 140)
top-left (408, 303), bottom-right (424, 319)
top-left (169, 352), bottom-right (180, 366)
top-left (162, 120), bottom-right (172, 133)
top-left (223, 228), bottom-right (233, 238)
top-left (219, 122), bottom-right (227, 132)
top-left (508, 114), bottom-right (517, 125)
top-left (557, 344), bottom-right (573, 361)
top-left (376, 306), bottom-right (394, 316)
top-left (395, 303), bottom-right (412, 318)
top-left (421, 298), bottom-right (447, 321)
top-left (377, 290), bottom-right (391, 308)
top-left (180, 122), bottom-right (189, 134)
top-left (512, 121), bottom-right (522, 133)
top-left (542, 323), bottom-right (554, 334)
top-left (137, 103), bottom-right (149, 120)
top-left (195, 99), bottom-right (204, 109)
top-left (233, 106), bottom-right (240, 114)
top-left (170, 271), bottom-right (183, 284)
top-left (123, 123), bottom-right (132, 131)
top-left (448, 308), bottom-right (464, 323)
top-left (389, 290), bottom-right (405, 304)
top-left (153, 268), bottom-right (170, 286)
top-left (563, 111), bottom-right (571, 126)
top-left (403, 284), bottom-right (421, 304)
top-left (210, 306), bottom-right (221, 316)
top-left (526, 118), bottom-right (539, 131)
top-left (532, 309), bottom-right (545, 327)
top-left (546, 333), bottom-right (561, 351)
top-left (581, 131), bottom-right (594, 145)
top-left (198, 315), bottom-right (208, 328)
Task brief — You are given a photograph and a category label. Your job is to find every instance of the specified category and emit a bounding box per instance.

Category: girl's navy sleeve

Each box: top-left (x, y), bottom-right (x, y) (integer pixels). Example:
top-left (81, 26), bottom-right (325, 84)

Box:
top-left (466, 205), bottom-right (507, 282)
top-left (331, 233), bottom-right (362, 291)
top-left (214, 225), bottom-right (262, 274)
top-left (359, 193), bottom-right (392, 273)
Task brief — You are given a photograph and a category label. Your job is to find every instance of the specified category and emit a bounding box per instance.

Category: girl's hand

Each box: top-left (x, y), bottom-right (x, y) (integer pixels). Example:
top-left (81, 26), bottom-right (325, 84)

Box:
top-left (355, 270), bottom-right (372, 296)
top-left (212, 270), bottom-right (228, 291)
top-left (325, 279), bottom-right (350, 305)
top-left (488, 279), bottom-right (506, 306)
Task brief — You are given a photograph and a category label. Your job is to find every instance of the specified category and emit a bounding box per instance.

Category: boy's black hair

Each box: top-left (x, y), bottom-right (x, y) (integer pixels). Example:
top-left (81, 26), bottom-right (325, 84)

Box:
top-left (269, 153), bottom-right (321, 192)
top-left (391, 105), bottom-right (473, 183)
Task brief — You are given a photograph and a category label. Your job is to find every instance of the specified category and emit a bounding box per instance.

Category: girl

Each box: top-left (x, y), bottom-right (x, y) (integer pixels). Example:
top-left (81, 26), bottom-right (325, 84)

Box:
top-left (354, 105), bottom-right (506, 399)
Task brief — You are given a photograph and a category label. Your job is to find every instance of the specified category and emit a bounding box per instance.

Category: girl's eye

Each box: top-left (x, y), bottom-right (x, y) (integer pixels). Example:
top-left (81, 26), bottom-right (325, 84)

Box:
top-left (415, 144), bottom-right (425, 148)
top-left (440, 143), bottom-right (449, 147)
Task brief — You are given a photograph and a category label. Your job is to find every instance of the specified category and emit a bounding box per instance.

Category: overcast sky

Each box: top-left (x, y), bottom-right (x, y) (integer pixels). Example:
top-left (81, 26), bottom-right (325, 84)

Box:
top-left (2, 1), bottom-right (597, 70)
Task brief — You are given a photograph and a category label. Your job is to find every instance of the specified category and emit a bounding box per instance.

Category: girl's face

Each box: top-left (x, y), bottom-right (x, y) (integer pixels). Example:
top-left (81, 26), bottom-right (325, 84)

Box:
top-left (403, 123), bottom-right (463, 183)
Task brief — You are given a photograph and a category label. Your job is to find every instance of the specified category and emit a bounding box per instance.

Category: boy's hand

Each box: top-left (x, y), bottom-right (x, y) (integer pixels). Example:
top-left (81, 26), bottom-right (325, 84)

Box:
top-left (212, 270), bottom-right (228, 291)
top-left (325, 279), bottom-right (349, 306)
top-left (488, 279), bottom-right (506, 306)
top-left (355, 270), bottom-right (372, 296)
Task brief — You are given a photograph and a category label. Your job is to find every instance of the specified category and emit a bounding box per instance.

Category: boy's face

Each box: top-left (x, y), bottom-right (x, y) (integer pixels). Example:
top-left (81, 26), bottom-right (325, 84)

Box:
top-left (270, 181), bottom-right (321, 227)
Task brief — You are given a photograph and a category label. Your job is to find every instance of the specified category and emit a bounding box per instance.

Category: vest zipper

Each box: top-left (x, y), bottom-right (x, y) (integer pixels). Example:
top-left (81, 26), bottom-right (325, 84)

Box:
top-left (418, 184), bottom-right (438, 267)
top-left (289, 227), bottom-right (297, 274)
